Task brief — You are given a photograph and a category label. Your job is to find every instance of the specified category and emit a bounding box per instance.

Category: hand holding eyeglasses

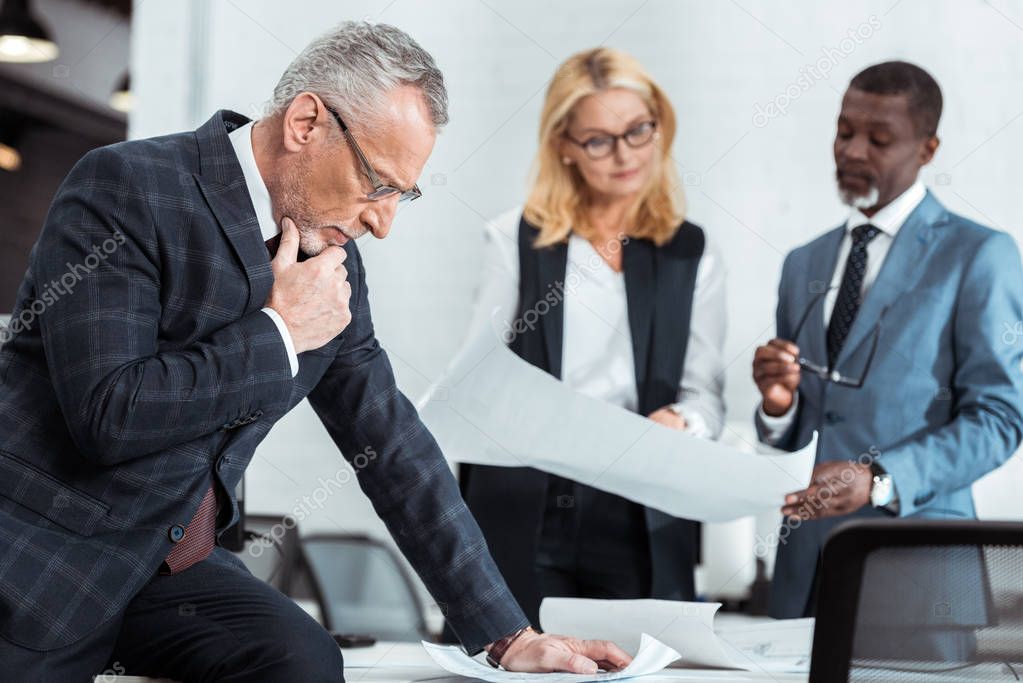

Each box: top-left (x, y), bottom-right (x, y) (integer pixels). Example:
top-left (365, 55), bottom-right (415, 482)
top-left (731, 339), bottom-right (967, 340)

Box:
top-left (753, 338), bottom-right (802, 416)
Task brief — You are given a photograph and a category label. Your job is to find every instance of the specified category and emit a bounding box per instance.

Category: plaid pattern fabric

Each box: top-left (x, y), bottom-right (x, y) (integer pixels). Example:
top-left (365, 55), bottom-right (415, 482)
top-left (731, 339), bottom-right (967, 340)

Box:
top-left (0, 110), bottom-right (527, 654)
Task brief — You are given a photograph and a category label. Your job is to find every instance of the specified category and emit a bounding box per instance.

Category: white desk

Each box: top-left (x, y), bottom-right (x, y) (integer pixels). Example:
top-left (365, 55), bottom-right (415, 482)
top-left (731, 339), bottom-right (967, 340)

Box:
top-left (100, 641), bottom-right (807, 682)
top-left (100, 643), bottom-right (1023, 682)
top-left (341, 642), bottom-right (809, 683)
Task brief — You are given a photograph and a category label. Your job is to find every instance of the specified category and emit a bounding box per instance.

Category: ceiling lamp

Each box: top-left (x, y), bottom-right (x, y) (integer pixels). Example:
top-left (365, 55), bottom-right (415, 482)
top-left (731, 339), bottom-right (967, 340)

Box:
top-left (0, 141), bottom-right (20, 171)
top-left (0, 109), bottom-right (25, 172)
top-left (109, 71), bottom-right (132, 112)
top-left (0, 0), bottom-right (58, 64)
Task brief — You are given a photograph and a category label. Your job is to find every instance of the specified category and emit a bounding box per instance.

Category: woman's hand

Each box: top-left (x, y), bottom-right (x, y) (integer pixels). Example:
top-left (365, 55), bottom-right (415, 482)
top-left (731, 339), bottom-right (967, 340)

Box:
top-left (648, 406), bottom-right (686, 431)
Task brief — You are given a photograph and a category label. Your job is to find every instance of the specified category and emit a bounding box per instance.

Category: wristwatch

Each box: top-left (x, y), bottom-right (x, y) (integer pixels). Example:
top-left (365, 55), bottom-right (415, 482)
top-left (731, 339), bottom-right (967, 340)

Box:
top-left (869, 461), bottom-right (895, 508)
top-left (486, 626), bottom-right (532, 669)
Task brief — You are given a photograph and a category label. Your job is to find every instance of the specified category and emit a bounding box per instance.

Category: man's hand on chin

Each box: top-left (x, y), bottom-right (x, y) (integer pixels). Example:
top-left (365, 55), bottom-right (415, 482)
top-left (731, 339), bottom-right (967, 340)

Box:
top-left (491, 627), bottom-right (633, 673)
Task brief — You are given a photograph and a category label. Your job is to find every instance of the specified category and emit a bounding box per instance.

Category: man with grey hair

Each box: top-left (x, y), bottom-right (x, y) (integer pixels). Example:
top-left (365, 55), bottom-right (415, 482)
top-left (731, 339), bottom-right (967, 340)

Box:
top-left (0, 21), bottom-right (631, 681)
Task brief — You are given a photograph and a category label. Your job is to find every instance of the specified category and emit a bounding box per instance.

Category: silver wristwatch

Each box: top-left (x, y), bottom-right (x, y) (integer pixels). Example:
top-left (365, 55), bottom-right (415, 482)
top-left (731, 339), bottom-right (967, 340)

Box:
top-left (869, 464), bottom-right (895, 508)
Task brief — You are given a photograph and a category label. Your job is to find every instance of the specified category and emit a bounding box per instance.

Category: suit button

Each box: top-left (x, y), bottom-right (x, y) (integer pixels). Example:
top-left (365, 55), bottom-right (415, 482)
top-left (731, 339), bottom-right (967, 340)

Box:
top-left (824, 411), bottom-right (842, 424)
top-left (169, 525), bottom-right (186, 543)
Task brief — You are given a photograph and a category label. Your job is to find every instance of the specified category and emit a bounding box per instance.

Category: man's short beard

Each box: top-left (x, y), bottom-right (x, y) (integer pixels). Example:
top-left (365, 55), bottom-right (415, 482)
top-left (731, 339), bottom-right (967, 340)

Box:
top-left (267, 151), bottom-right (365, 254)
top-left (267, 157), bottom-right (323, 255)
top-left (839, 184), bottom-right (880, 211)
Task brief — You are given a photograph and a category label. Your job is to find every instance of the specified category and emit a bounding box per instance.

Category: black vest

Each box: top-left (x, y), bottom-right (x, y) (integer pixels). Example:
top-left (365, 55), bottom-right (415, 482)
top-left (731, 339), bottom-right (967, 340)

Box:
top-left (460, 215), bottom-right (706, 626)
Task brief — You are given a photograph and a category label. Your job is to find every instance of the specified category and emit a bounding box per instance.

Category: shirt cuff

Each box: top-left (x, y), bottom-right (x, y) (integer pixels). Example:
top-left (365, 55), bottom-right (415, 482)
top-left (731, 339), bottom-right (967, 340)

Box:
top-left (671, 404), bottom-right (712, 440)
top-left (261, 307), bottom-right (299, 377)
top-left (883, 497), bottom-right (902, 515)
top-left (757, 394), bottom-right (799, 444)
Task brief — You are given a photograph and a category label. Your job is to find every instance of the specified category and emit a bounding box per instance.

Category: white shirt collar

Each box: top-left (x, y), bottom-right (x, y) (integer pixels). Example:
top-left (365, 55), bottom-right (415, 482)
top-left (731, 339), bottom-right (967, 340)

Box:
top-left (846, 178), bottom-right (927, 238)
top-left (227, 121), bottom-right (280, 243)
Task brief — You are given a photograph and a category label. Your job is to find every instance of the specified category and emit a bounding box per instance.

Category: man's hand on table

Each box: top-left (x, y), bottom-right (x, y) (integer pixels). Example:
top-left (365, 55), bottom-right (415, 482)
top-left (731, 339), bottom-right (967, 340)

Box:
top-left (492, 628), bottom-right (632, 673)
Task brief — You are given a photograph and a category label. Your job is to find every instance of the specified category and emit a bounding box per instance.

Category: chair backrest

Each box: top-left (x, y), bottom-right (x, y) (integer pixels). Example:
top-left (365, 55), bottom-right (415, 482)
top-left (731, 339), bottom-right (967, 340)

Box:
top-left (810, 519), bottom-right (1023, 682)
top-left (299, 533), bottom-right (427, 642)
top-left (232, 513), bottom-right (303, 594)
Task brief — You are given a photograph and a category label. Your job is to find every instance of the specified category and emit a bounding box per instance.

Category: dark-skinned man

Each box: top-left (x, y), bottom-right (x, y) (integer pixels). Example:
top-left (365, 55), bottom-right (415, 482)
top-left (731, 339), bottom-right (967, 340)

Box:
top-left (752, 61), bottom-right (1023, 657)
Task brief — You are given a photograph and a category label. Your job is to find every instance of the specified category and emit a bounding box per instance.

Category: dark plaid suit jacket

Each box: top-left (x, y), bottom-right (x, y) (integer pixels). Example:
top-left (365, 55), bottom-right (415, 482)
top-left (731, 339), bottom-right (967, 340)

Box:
top-left (0, 110), bottom-right (527, 652)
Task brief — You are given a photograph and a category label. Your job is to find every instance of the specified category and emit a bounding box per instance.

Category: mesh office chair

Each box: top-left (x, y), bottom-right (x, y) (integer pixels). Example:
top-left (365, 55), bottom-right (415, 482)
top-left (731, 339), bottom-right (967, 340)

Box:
top-left (299, 533), bottom-right (428, 642)
top-left (230, 513), bottom-right (303, 593)
top-left (810, 519), bottom-right (1023, 682)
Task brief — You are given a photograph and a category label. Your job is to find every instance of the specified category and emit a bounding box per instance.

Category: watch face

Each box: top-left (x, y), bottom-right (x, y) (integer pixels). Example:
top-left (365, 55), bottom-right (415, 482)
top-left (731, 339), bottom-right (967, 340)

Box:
top-left (871, 474), bottom-right (893, 507)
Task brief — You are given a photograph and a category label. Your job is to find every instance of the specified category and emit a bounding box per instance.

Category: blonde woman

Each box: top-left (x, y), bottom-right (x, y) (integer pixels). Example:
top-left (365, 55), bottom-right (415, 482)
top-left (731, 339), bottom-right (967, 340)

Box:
top-left (456, 48), bottom-right (726, 627)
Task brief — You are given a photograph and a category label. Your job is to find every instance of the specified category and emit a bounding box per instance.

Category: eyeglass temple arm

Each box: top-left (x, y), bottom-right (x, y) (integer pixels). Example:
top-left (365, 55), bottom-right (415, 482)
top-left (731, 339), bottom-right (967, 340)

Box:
top-left (332, 110), bottom-right (384, 188)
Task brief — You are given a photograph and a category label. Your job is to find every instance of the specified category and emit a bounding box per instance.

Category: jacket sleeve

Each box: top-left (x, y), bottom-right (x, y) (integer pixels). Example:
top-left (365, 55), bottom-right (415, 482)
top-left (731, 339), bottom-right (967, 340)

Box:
top-left (307, 244), bottom-right (529, 655)
top-left (33, 146), bottom-right (294, 466)
top-left (880, 231), bottom-right (1023, 515)
top-left (754, 250), bottom-right (804, 450)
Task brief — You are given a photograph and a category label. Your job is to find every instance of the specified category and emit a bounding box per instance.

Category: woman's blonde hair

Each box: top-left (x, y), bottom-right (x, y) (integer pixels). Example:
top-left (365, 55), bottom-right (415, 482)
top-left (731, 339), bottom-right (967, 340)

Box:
top-left (524, 47), bottom-right (685, 248)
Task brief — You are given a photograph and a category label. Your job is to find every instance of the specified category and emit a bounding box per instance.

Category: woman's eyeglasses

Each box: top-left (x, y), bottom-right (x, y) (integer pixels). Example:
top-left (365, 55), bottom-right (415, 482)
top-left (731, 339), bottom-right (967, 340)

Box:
top-left (325, 106), bottom-right (422, 204)
top-left (563, 120), bottom-right (658, 160)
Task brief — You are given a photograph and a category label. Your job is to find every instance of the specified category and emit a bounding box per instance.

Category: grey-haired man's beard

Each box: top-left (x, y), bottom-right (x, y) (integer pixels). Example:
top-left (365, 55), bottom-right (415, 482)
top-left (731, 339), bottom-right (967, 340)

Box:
top-left (268, 166), bottom-right (327, 256)
top-left (839, 183), bottom-right (880, 211)
top-left (269, 168), bottom-right (370, 254)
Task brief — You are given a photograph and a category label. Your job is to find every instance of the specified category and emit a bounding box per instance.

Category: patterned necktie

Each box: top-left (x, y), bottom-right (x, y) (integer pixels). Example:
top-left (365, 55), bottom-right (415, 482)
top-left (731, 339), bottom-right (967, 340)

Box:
top-left (265, 233), bottom-right (281, 258)
top-left (162, 486), bottom-right (217, 574)
top-left (161, 235), bottom-right (281, 574)
top-left (826, 223), bottom-right (882, 368)
top-left (264, 232), bottom-right (310, 262)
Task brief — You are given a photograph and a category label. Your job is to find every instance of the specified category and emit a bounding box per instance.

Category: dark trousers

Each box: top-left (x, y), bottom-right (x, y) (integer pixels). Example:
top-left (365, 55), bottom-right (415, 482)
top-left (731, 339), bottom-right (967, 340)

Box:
top-left (535, 478), bottom-right (652, 601)
top-left (0, 547), bottom-right (343, 683)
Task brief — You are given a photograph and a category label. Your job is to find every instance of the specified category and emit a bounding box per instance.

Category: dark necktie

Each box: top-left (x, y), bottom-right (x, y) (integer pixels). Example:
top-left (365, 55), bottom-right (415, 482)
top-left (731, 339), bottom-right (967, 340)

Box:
top-left (826, 223), bottom-right (882, 368)
top-left (265, 233), bottom-right (281, 258)
top-left (265, 232), bottom-right (310, 262)
top-left (162, 486), bottom-right (217, 574)
top-left (161, 235), bottom-right (280, 575)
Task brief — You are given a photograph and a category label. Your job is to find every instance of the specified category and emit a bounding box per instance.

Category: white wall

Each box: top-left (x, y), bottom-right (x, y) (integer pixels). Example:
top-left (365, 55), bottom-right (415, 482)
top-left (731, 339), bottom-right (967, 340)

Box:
top-left (130, 0), bottom-right (1023, 609)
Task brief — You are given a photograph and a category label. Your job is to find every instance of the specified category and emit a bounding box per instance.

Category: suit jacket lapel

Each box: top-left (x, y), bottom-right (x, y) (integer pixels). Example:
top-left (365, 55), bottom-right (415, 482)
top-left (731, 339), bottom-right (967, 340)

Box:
top-left (193, 110), bottom-right (274, 314)
top-left (804, 227), bottom-right (845, 368)
top-left (624, 238), bottom-right (656, 397)
top-left (835, 191), bottom-right (947, 367)
top-left (535, 240), bottom-right (568, 379)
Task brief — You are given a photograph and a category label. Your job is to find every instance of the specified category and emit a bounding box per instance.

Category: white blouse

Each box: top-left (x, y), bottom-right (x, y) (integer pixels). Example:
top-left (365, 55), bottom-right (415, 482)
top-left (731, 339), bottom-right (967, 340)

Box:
top-left (462, 207), bottom-right (727, 439)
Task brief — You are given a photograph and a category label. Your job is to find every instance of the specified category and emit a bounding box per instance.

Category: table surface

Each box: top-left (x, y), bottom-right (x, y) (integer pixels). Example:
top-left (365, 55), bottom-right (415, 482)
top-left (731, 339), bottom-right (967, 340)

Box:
top-left (103, 642), bottom-right (1023, 682)
top-left (341, 642), bottom-right (810, 683)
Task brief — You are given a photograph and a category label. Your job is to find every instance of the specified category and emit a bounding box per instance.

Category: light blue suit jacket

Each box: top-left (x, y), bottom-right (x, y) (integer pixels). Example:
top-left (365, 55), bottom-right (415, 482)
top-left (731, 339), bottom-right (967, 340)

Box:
top-left (759, 191), bottom-right (1023, 618)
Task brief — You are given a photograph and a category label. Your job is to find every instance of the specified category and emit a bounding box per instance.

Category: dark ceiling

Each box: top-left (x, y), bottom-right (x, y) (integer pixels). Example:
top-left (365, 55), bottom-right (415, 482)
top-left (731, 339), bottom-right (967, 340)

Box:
top-left (81, 0), bottom-right (132, 19)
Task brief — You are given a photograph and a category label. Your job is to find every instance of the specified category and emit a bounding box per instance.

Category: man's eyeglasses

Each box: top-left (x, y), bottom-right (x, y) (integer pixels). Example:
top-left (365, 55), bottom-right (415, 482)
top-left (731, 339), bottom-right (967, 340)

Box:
top-left (790, 287), bottom-right (887, 389)
top-left (325, 106), bottom-right (422, 204)
top-left (563, 120), bottom-right (658, 160)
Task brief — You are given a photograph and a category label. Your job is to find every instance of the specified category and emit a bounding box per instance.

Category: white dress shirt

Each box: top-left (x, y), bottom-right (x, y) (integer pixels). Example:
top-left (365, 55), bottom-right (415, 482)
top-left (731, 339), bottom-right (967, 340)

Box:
top-left (227, 121), bottom-right (299, 377)
top-left (562, 234), bottom-right (640, 412)
top-left (463, 207), bottom-right (727, 439)
top-left (759, 179), bottom-right (927, 441)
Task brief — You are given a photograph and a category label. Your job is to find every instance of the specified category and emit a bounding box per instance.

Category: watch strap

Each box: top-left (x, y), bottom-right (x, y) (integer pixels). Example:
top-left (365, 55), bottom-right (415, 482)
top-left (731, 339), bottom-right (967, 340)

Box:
top-left (486, 626), bottom-right (532, 668)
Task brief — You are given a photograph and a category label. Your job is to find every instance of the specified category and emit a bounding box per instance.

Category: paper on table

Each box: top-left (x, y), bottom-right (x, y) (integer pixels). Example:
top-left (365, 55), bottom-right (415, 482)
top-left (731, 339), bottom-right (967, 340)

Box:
top-left (539, 598), bottom-right (812, 674)
top-left (716, 618), bottom-right (814, 673)
top-left (421, 632), bottom-right (680, 683)
top-left (417, 321), bottom-right (816, 523)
